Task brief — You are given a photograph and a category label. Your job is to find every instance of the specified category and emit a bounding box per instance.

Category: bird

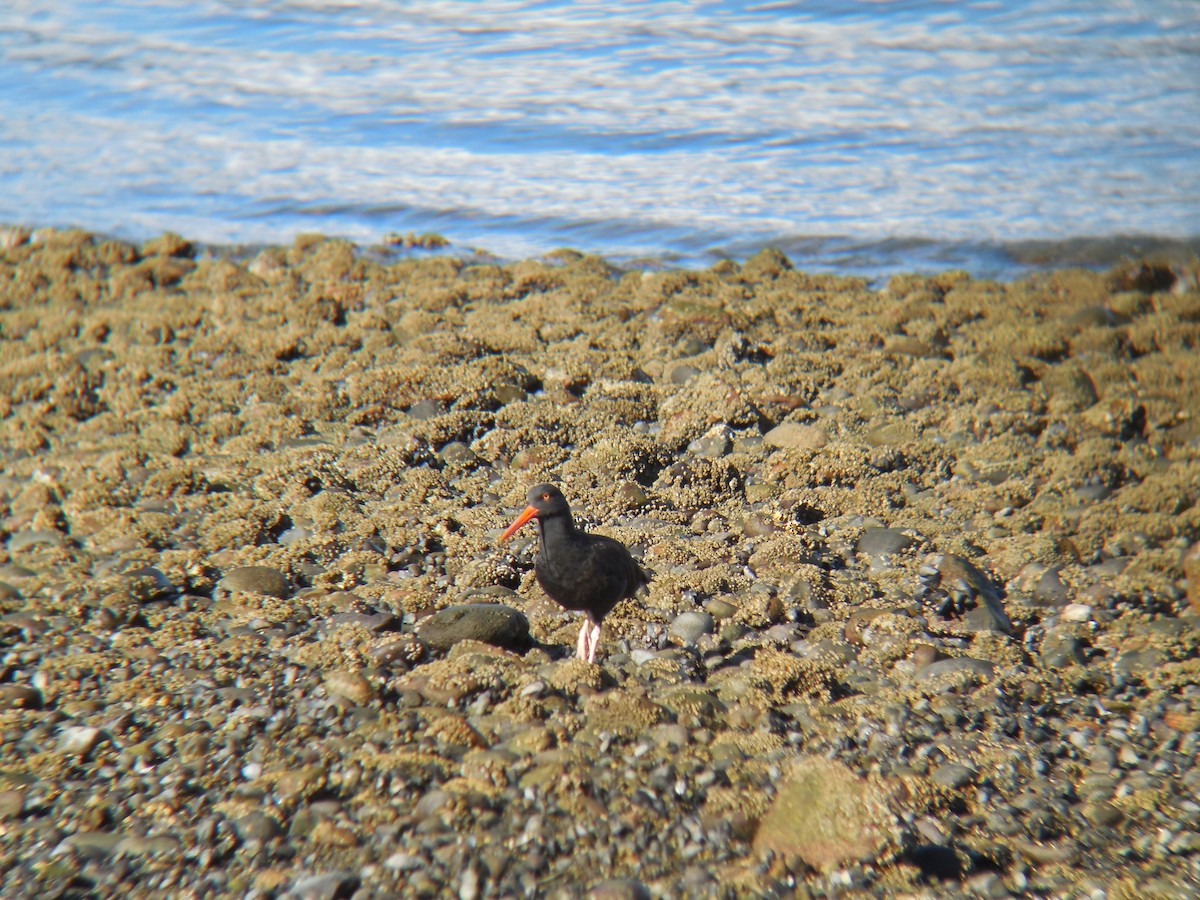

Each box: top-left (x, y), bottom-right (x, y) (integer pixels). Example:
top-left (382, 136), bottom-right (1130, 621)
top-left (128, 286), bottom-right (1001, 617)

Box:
top-left (499, 483), bottom-right (649, 663)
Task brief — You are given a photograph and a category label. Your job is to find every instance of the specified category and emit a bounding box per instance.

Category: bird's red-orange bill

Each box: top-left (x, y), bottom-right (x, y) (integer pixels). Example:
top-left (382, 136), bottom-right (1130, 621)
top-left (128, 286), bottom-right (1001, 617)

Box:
top-left (500, 505), bottom-right (539, 542)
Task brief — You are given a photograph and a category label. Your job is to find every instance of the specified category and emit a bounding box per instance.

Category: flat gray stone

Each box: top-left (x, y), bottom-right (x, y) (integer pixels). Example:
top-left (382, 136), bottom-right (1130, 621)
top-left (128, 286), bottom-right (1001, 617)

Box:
top-left (62, 831), bottom-right (123, 858)
top-left (856, 527), bottom-right (916, 559)
top-left (6, 530), bottom-right (67, 552)
top-left (930, 763), bottom-right (976, 789)
top-left (1034, 566), bottom-right (1070, 605)
top-left (115, 834), bottom-right (182, 858)
top-left (587, 878), bottom-right (652, 900)
top-left (918, 656), bottom-right (996, 681)
top-left (416, 603), bottom-right (529, 652)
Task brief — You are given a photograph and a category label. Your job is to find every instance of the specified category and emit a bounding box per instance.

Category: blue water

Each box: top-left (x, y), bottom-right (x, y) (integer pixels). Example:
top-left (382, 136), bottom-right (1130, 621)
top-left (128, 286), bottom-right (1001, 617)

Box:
top-left (1, 1), bottom-right (1197, 278)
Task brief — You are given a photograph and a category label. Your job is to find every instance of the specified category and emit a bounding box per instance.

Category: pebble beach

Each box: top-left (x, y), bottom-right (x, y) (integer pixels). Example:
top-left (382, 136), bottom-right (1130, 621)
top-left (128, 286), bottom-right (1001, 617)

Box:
top-left (1, 226), bottom-right (1198, 897)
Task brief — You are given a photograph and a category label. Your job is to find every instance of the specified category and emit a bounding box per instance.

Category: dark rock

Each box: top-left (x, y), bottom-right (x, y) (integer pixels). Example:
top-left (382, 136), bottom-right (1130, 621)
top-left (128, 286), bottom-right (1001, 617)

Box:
top-left (0, 685), bottom-right (43, 710)
top-left (909, 844), bottom-right (963, 880)
top-left (323, 611), bottom-right (399, 634)
top-left (416, 603), bottom-right (530, 652)
top-left (368, 636), bottom-right (426, 667)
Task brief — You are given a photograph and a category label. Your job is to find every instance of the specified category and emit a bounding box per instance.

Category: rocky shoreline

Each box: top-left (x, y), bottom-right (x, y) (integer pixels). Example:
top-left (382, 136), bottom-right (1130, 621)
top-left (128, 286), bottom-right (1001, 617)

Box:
top-left (0, 226), bottom-right (1198, 897)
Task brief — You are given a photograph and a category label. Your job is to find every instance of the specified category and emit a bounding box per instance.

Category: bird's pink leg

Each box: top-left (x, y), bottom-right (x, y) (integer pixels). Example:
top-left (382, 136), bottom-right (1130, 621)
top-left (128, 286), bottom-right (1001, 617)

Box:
top-left (576, 620), bottom-right (590, 660)
top-left (585, 622), bottom-right (602, 664)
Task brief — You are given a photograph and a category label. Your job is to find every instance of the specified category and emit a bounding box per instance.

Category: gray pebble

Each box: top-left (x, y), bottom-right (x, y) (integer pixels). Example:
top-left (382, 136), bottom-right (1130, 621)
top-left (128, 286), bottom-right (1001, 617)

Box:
top-left (58, 725), bottom-right (103, 756)
top-left (235, 811), bottom-right (282, 843)
top-left (918, 656), bottom-right (996, 680)
top-left (856, 527), bottom-right (916, 559)
top-left (1035, 566), bottom-right (1071, 605)
top-left (668, 611), bottom-right (715, 645)
top-left (1039, 628), bottom-right (1086, 668)
top-left (688, 424), bottom-right (732, 458)
top-left (282, 871), bottom-right (360, 900)
top-left (930, 763), bottom-right (976, 789)
top-left (61, 831), bottom-right (123, 859)
top-left (115, 834), bottom-right (181, 858)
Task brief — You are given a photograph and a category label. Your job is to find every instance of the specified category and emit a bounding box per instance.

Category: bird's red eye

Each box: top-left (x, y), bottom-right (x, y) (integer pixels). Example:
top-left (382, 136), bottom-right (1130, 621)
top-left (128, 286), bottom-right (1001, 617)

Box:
top-left (541, 493), bottom-right (551, 500)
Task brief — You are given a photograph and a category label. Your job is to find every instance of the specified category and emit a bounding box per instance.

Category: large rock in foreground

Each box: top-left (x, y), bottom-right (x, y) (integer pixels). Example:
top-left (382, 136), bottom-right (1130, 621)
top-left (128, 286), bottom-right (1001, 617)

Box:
top-left (753, 756), bottom-right (901, 871)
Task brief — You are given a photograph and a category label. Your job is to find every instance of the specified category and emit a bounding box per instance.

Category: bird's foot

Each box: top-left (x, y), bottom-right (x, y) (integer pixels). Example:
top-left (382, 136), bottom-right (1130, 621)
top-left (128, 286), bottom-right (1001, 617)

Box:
top-left (576, 621), bottom-right (603, 663)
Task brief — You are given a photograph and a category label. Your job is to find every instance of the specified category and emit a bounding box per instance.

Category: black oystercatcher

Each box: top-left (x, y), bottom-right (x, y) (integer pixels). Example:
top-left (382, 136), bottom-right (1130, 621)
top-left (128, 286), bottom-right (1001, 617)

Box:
top-left (500, 483), bottom-right (648, 663)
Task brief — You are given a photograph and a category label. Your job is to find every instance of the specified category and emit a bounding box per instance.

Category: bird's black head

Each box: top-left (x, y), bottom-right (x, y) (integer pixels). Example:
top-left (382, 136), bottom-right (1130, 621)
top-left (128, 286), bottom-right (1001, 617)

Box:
top-left (524, 483), bottom-right (570, 518)
top-left (499, 483), bottom-right (573, 543)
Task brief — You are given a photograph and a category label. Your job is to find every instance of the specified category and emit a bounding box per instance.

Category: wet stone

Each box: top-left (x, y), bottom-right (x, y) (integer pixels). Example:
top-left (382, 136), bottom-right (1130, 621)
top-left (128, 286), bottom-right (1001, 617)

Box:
top-left (0, 685), bottom-right (43, 710)
top-left (115, 834), bottom-right (182, 858)
top-left (408, 398), bottom-right (445, 419)
top-left (0, 789), bottom-right (25, 819)
top-left (322, 611), bottom-right (399, 634)
top-left (704, 597), bottom-right (737, 618)
top-left (323, 670), bottom-right (376, 705)
top-left (368, 635), bottom-right (426, 667)
top-left (667, 363), bottom-right (701, 385)
top-left (416, 603), bottom-right (530, 652)
top-left (62, 831), bottom-right (124, 859)
top-left (439, 441), bottom-right (478, 467)
top-left (235, 811), bottom-right (283, 843)
top-left (962, 597), bottom-right (1012, 634)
